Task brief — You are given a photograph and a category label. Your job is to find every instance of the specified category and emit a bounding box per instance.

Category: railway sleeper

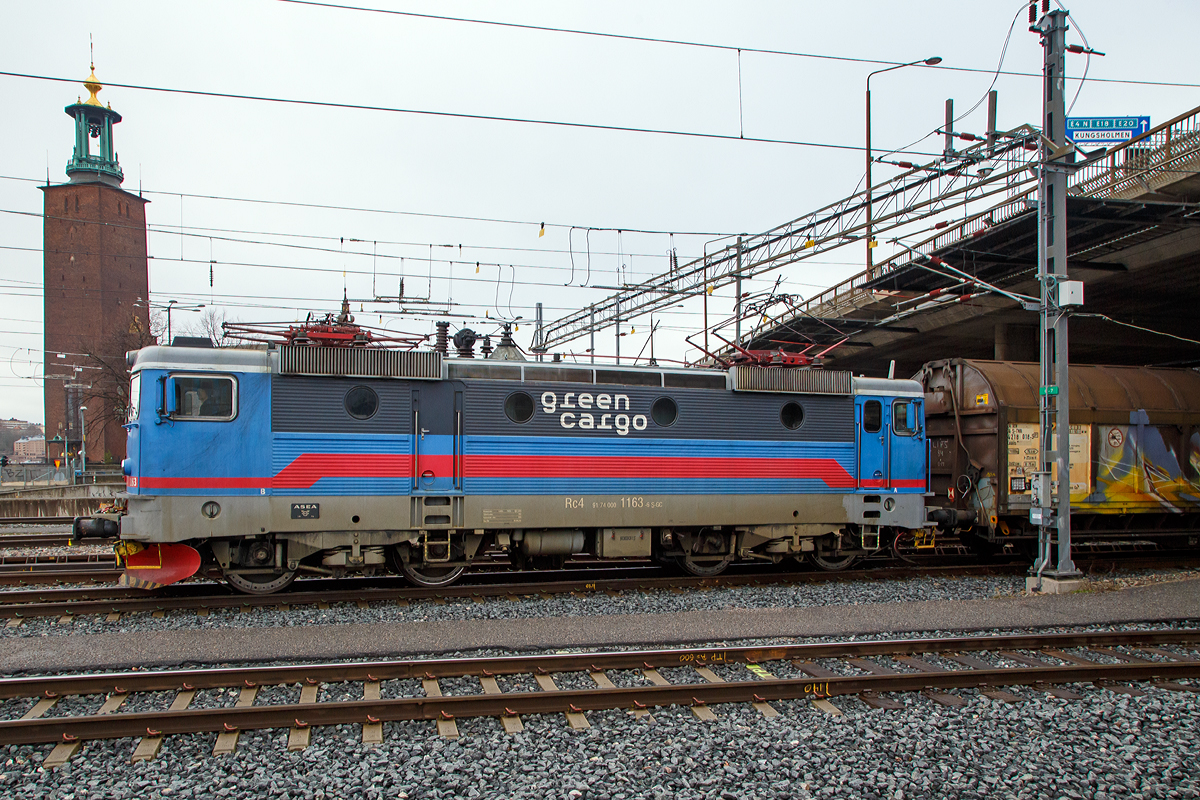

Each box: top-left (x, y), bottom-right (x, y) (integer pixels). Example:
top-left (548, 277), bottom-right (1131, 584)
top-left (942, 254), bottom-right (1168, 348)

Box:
top-left (3, 633), bottom-right (1199, 764)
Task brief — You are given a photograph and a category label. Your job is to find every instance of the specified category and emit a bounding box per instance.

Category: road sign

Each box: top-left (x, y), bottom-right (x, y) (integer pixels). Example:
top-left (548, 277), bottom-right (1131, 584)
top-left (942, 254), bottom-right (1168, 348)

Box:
top-left (1066, 116), bottom-right (1150, 146)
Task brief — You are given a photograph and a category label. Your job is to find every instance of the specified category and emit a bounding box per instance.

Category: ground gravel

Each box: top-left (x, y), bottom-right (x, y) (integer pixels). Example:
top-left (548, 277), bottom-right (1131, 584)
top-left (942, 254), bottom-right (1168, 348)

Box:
top-left (0, 571), bottom-right (1053, 638)
top-left (0, 621), bottom-right (1198, 799)
top-left (7, 567), bottom-right (1199, 641)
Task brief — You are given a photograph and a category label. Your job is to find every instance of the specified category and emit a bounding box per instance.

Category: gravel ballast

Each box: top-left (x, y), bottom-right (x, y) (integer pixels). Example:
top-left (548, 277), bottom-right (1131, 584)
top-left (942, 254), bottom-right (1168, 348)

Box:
top-left (1, 621), bottom-right (1198, 800)
top-left (2, 571), bottom-right (1035, 639)
top-left (10, 568), bottom-right (1200, 641)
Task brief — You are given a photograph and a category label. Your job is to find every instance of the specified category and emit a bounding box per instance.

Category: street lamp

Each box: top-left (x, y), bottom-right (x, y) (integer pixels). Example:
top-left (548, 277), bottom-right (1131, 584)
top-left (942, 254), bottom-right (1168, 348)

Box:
top-left (78, 405), bottom-right (87, 471)
top-left (865, 56), bottom-right (942, 272)
top-left (164, 300), bottom-right (206, 344)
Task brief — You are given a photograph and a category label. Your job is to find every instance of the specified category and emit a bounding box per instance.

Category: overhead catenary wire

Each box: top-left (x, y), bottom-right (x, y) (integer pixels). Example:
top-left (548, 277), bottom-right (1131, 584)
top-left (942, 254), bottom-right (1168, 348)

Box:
top-left (1073, 313), bottom-right (1200, 347)
top-left (0, 70), bottom-right (945, 159)
top-left (0, 173), bottom-right (735, 238)
top-left (275, 0), bottom-right (1200, 90)
top-left (0, 209), bottom-right (699, 284)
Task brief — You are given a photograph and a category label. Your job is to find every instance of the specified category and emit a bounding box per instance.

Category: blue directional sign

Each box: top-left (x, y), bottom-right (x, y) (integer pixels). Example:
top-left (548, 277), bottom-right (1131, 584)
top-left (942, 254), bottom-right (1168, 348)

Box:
top-left (1066, 116), bottom-right (1150, 146)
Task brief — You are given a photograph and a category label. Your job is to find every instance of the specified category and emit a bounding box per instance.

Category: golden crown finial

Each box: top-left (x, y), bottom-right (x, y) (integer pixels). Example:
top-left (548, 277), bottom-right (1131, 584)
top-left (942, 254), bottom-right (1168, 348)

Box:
top-left (83, 63), bottom-right (103, 107)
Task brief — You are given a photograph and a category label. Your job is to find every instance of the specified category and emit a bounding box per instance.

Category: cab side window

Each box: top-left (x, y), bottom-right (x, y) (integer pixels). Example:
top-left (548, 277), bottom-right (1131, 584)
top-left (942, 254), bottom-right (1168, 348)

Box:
top-left (893, 400), bottom-right (913, 434)
top-left (172, 375), bottom-right (237, 421)
top-left (863, 400), bottom-right (882, 433)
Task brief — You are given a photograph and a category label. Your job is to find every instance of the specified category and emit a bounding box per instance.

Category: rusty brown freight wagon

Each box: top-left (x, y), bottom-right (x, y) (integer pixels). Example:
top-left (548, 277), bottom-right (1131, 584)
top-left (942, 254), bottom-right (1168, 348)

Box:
top-left (918, 359), bottom-right (1200, 552)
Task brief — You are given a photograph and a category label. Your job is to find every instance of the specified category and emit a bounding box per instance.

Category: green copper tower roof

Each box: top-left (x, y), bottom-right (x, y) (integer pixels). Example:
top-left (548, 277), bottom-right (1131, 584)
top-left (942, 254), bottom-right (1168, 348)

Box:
top-left (64, 65), bottom-right (124, 186)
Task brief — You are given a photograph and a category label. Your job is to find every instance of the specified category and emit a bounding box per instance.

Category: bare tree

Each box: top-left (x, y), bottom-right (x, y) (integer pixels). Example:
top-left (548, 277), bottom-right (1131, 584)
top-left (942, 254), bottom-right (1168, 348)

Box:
top-left (180, 308), bottom-right (237, 347)
top-left (149, 309), bottom-right (167, 345)
top-left (79, 317), bottom-right (157, 460)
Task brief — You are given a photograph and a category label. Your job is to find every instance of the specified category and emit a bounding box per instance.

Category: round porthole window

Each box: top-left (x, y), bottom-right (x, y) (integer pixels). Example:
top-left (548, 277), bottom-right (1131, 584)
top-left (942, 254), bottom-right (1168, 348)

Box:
top-left (504, 391), bottom-right (534, 423)
top-left (781, 401), bottom-right (804, 430)
top-left (651, 396), bottom-right (678, 427)
top-left (345, 385), bottom-right (379, 420)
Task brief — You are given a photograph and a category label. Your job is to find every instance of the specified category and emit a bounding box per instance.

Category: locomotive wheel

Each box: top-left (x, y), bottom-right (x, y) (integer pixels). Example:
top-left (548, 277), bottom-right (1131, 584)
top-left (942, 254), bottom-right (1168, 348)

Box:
top-left (225, 569), bottom-right (297, 595)
top-left (401, 561), bottom-right (466, 587)
top-left (677, 555), bottom-right (733, 577)
top-left (806, 550), bottom-right (859, 571)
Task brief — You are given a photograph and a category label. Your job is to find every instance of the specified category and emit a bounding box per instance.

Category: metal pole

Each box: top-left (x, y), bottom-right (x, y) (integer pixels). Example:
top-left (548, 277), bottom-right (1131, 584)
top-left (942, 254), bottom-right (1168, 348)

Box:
top-left (944, 99), bottom-right (955, 157)
top-left (734, 237), bottom-right (743, 347)
top-left (865, 88), bottom-right (873, 273)
top-left (78, 406), bottom-right (86, 469)
top-left (1035, 8), bottom-right (1079, 581)
top-left (615, 299), bottom-right (620, 365)
top-left (535, 302), bottom-right (544, 362)
top-left (864, 58), bottom-right (940, 276)
top-left (986, 90), bottom-right (998, 150)
top-left (649, 316), bottom-right (656, 366)
top-left (589, 306), bottom-right (595, 365)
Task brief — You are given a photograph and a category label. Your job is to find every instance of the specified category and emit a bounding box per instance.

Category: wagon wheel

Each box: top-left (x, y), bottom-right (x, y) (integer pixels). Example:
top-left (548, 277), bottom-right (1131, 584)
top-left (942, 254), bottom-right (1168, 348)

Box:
top-left (389, 542), bottom-right (467, 587)
top-left (675, 528), bottom-right (733, 576)
top-left (400, 562), bottom-right (466, 588)
top-left (677, 554), bottom-right (733, 577)
top-left (806, 550), bottom-right (859, 571)
top-left (225, 569), bottom-right (298, 595)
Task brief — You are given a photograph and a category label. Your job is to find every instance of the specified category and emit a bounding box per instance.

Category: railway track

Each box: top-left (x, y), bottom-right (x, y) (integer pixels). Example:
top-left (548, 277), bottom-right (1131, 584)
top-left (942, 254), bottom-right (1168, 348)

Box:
top-left (2, 556), bottom-right (1197, 623)
top-left (0, 554), bottom-right (120, 586)
top-left (3, 629), bottom-right (1197, 767)
top-left (0, 517), bottom-right (76, 527)
top-left (0, 532), bottom-right (93, 548)
top-left (0, 562), bottom-right (1032, 622)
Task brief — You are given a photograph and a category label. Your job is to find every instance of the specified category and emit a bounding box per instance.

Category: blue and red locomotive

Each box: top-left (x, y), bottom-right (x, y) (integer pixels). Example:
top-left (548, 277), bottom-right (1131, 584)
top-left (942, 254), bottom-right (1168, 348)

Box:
top-left (78, 316), bottom-right (940, 594)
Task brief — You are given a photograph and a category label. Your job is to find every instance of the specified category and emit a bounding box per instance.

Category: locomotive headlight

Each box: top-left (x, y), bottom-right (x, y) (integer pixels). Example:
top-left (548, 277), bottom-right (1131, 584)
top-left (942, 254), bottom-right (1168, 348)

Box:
top-left (201, 501), bottom-right (221, 519)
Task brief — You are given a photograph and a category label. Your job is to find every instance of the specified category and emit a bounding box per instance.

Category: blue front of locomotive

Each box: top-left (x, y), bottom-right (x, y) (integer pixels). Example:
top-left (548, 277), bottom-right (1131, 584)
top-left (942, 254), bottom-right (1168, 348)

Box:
top-left (118, 347), bottom-right (275, 553)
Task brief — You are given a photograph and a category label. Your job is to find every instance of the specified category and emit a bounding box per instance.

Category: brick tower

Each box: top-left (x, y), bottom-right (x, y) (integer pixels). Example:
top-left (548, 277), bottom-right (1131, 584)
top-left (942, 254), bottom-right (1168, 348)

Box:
top-left (42, 66), bottom-right (150, 465)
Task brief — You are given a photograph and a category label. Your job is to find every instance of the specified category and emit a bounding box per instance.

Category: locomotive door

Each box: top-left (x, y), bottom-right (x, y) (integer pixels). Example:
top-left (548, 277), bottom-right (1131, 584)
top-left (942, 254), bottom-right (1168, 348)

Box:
top-left (888, 398), bottom-right (924, 490)
top-left (411, 383), bottom-right (465, 496)
top-left (857, 397), bottom-right (888, 489)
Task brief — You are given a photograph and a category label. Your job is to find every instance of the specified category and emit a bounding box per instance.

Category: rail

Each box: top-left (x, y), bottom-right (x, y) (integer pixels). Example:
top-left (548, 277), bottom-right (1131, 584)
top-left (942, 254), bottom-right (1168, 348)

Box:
top-left (0, 630), bottom-right (1196, 759)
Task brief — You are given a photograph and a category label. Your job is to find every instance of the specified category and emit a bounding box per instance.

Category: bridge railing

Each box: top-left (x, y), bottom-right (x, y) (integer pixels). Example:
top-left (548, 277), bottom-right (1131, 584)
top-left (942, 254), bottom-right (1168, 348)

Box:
top-left (792, 103), bottom-right (1200, 323)
top-left (1070, 105), bottom-right (1200, 199)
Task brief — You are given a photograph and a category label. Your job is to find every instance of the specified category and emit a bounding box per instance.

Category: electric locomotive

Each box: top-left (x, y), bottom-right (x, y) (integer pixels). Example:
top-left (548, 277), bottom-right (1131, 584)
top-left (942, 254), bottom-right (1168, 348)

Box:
top-left (76, 334), bottom-right (942, 594)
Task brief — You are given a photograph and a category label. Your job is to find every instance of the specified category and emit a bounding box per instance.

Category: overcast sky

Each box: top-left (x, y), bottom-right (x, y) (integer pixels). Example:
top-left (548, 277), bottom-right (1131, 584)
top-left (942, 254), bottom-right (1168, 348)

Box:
top-left (3, 0), bottom-right (1199, 424)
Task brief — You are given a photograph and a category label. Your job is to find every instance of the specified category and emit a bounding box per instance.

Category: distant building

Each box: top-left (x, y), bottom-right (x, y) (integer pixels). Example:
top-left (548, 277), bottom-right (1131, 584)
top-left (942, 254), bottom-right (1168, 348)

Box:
top-left (14, 436), bottom-right (46, 462)
top-left (0, 419), bottom-right (33, 431)
top-left (42, 65), bottom-right (150, 464)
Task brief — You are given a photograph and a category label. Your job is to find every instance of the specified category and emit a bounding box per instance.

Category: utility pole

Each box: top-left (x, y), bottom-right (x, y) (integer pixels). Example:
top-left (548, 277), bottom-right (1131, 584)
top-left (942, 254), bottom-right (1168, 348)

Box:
top-left (614, 299), bottom-right (620, 365)
top-left (534, 303), bottom-right (545, 362)
top-left (1031, 5), bottom-right (1082, 591)
top-left (734, 237), bottom-right (743, 347)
